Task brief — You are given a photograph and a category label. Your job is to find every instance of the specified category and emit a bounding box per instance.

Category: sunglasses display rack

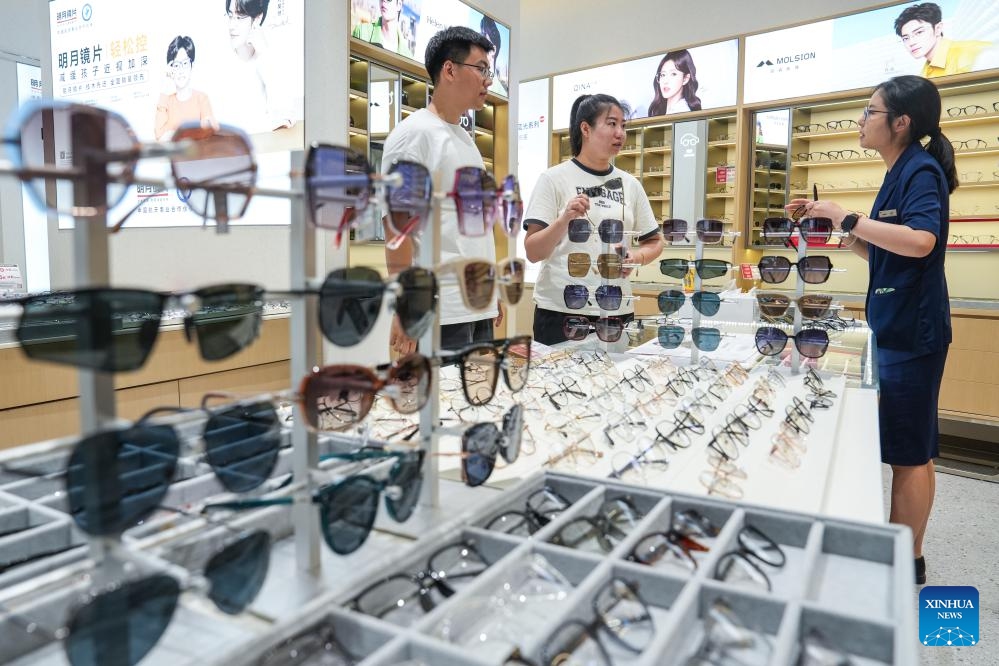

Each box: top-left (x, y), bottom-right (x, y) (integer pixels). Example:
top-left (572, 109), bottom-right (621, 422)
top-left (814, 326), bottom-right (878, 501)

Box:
top-left (216, 470), bottom-right (915, 665)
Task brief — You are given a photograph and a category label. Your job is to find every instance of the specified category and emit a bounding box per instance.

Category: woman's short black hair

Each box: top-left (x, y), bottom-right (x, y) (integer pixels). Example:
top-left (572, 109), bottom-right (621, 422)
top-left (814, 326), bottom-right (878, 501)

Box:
top-left (166, 35), bottom-right (195, 64)
top-left (568, 94), bottom-right (626, 156)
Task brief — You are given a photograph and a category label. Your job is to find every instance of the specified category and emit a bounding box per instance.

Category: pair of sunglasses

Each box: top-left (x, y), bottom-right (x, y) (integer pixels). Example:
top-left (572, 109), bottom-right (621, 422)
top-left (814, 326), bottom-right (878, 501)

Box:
top-left (306, 144), bottom-right (431, 249)
top-left (756, 292), bottom-right (833, 320)
top-left (9, 284), bottom-right (263, 372)
top-left (567, 252), bottom-right (631, 279)
top-left (448, 167), bottom-right (524, 238)
top-left (563, 284), bottom-right (623, 310)
top-left (662, 218), bottom-right (725, 244)
top-left (63, 529), bottom-right (271, 666)
top-left (762, 216), bottom-right (833, 245)
top-left (437, 258), bottom-right (525, 312)
top-left (658, 325), bottom-right (722, 351)
top-left (298, 354), bottom-right (432, 431)
top-left (291, 266), bottom-right (437, 347)
top-left (567, 217), bottom-right (625, 244)
top-left (4, 100), bottom-right (256, 229)
top-left (758, 256), bottom-right (833, 284)
top-left (440, 336), bottom-right (532, 406)
top-left (206, 448), bottom-right (424, 555)
top-left (563, 316), bottom-right (626, 342)
top-left (0, 398), bottom-right (281, 535)
top-left (657, 290), bottom-right (723, 316)
top-left (461, 405), bottom-right (523, 486)
top-left (659, 259), bottom-right (732, 280)
top-left (755, 326), bottom-right (830, 358)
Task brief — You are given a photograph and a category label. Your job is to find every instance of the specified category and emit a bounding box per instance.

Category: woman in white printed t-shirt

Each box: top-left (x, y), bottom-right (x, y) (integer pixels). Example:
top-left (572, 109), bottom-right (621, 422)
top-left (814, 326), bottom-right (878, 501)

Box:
top-left (523, 94), bottom-right (664, 345)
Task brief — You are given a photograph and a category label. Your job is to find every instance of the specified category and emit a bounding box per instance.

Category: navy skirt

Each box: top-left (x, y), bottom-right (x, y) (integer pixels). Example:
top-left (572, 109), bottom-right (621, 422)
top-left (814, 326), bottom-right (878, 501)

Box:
top-left (878, 348), bottom-right (948, 466)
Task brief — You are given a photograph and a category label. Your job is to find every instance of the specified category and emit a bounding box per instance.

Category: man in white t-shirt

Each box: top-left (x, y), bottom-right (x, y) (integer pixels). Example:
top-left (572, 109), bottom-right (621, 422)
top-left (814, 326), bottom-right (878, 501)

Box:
top-left (381, 26), bottom-right (499, 352)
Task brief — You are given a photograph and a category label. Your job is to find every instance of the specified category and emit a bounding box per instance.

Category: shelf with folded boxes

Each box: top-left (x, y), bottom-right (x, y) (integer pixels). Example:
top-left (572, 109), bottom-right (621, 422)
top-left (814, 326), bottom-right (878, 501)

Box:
top-left (704, 116), bottom-right (739, 244)
top-left (638, 124), bottom-right (674, 220)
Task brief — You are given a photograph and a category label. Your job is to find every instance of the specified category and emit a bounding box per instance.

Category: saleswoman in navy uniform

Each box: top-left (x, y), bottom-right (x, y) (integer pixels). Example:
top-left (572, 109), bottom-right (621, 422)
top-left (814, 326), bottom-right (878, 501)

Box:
top-left (786, 75), bottom-right (955, 586)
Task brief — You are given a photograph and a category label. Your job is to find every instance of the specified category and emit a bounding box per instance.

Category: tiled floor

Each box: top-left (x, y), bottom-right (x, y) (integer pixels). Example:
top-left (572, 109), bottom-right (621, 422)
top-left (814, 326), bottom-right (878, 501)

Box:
top-left (881, 465), bottom-right (999, 665)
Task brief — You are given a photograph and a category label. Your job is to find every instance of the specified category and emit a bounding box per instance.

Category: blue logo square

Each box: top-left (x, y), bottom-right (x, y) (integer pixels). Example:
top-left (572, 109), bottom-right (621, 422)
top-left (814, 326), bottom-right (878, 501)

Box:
top-left (920, 586), bottom-right (979, 647)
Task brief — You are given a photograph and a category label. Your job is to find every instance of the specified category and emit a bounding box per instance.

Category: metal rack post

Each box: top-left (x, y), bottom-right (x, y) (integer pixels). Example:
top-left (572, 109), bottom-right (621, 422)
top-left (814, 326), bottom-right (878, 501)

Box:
top-left (791, 236), bottom-right (807, 374)
top-left (417, 195), bottom-right (442, 509)
top-left (287, 151), bottom-right (322, 572)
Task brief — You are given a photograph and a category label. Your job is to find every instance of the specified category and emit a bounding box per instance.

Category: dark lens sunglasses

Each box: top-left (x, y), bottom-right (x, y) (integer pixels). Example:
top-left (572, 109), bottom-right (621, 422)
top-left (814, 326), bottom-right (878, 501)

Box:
top-left (461, 405), bottom-right (523, 487)
top-left (567, 217), bottom-right (624, 244)
top-left (0, 399), bottom-right (281, 535)
top-left (206, 449), bottom-right (425, 555)
top-left (306, 144), bottom-right (431, 248)
top-left (659, 258), bottom-right (731, 280)
top-left (64, 530), bottom-right (271, 665)
top-left (298, 354), bottom-right (432, 431)
top-left (563, 284), bottom-right (624, 310)
top-left (563, 316), bottom-right (625, 343)
top-left (305, 266), bottom-right (438, 347)
top-left (757, 255), bottom-right (833, 284)
top-left (762, 216), bottom-right (833, 246)
top-left (755, 326), bottom-right (830, 358)
top-left (657, 290), bottom-right (723, 316)
top-left (440, 336), bottom-right (532, 406)
top-left (657, 325), bottom-right (723, 352)
top-left (448, 166), bottom-right (523, 237)
top-left (11, 284), bottom-right (263, 372)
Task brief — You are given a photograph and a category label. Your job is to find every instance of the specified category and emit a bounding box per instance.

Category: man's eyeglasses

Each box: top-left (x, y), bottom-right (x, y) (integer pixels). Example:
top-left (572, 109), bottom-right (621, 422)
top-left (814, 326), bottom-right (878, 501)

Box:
top-left (454, 61), bottom-right (494, 80)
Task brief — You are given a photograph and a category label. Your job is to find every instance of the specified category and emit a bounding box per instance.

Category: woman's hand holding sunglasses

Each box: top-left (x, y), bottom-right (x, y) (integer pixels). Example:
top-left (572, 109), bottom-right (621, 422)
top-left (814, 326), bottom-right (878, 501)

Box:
top-left (784, 199), bottom-right (849, 229)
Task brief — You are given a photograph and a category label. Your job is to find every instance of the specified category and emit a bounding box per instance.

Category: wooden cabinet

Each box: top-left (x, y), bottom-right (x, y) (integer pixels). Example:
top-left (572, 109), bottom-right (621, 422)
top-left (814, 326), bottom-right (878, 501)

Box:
top-left (0, 317), bottom-right (291, 450)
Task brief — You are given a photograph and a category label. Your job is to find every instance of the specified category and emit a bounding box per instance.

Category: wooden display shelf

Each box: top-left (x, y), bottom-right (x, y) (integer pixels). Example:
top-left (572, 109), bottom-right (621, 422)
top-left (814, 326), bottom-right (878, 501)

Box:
top-left (0, 317), bottom-right (289, 409)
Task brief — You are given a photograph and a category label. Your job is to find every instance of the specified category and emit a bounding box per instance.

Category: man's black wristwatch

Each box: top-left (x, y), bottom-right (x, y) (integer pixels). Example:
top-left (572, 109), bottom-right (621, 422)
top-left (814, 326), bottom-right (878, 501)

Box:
top-left (841, 213), bottom-right (860, 234)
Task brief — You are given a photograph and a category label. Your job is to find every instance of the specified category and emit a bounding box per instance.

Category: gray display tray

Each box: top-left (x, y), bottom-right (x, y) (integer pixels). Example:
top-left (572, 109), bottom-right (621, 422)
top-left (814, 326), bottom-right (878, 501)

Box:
top-left (219, 470), bottom-right (915, 665)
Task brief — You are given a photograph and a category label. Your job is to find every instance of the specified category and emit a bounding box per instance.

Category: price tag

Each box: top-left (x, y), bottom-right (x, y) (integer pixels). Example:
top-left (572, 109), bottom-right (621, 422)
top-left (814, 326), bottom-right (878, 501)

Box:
top-left (0, 264), bottom-right (23, 290)
top-left (740, 263), bottom-right (759, 280)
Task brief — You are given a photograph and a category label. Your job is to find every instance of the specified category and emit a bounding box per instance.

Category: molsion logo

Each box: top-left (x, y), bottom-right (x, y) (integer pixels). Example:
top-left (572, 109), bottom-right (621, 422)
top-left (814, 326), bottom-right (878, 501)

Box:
top-left (757, 51), bottom-right (816, 73)
top-left (920, 586), bottom-right (979, 647)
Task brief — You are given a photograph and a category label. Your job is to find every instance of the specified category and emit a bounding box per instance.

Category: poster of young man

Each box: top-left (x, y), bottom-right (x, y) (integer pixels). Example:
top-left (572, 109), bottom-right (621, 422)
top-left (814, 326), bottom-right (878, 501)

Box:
top-left (744, 0), bottom-right (999, 103)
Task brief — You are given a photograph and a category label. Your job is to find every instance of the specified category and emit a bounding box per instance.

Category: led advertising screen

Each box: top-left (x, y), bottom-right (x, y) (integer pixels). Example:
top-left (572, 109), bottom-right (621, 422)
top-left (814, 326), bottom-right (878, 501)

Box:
top-left (49, 0), bottom-right (304, 229)
top-left (550, 40), bottom-right (739, 131)
top-left (516, 77), bottom-right (549, 283)
top-left (744, 0), bottom-right (999, 103)
top-left (350, 0), bottom-right (511, 98)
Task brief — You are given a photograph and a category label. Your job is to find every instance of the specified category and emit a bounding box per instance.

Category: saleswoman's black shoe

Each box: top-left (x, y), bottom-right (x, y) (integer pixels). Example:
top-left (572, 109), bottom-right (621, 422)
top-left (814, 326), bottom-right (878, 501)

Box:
top-left (915, 556), bottom-right (926, 585)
